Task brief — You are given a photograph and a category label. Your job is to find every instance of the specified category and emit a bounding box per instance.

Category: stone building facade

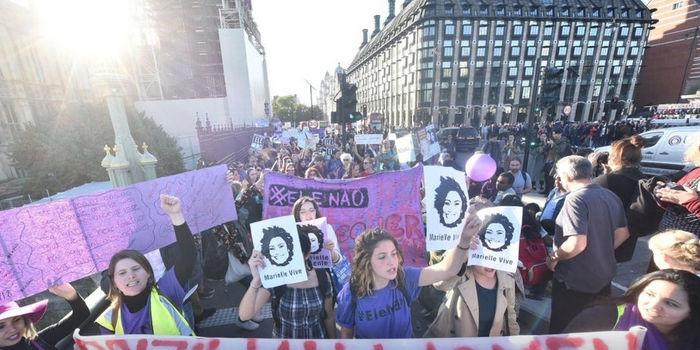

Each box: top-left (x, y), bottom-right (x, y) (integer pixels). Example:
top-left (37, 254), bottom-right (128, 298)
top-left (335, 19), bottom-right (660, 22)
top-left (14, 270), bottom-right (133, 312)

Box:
top-left (346, 0), bottom-right (653, 127)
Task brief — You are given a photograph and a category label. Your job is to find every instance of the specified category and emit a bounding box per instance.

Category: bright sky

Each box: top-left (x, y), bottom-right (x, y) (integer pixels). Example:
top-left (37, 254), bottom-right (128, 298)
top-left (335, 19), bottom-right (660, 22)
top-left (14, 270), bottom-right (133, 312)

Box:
top-left (255, 0), bottom-right (390, 102)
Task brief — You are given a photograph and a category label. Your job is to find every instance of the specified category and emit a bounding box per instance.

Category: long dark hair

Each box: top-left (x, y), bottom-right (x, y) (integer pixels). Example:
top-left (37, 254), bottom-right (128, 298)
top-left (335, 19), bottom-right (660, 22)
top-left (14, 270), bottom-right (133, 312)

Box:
top-left (292, 196), bottom-right (321, 222)
top-left (610, 270), bottom-right (700, 348)
top-left (433, 176), bottom-right (468, 227)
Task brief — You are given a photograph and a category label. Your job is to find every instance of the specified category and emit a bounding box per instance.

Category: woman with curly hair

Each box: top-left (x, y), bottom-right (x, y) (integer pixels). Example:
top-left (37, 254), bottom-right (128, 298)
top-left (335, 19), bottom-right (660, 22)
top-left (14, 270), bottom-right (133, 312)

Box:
top-left (336, 211), bottom-right (481, 339)
top-left (434, 176), bottom-right (469, 228)
top-left (478, 212), bottom-right (516, 252)
top-left (648, 230), bottom-right (700, 275)
top-left (566, 270), bottom-right (700, 350)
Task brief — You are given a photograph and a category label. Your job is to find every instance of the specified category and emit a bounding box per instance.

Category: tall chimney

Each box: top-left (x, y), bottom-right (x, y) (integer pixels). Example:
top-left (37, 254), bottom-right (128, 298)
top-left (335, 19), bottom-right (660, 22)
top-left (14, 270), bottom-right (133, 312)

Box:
top-left (372, 15), bottom-right (381, 37)
top-left (385, 0), bottom-right (396, 26)
top-left (361, 29), bottom-right (369, 48)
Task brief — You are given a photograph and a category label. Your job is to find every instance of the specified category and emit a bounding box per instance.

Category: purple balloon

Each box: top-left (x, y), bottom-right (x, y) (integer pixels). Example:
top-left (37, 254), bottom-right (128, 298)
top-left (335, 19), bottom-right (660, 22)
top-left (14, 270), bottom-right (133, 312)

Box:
top-left (465, 153), bottom-right (497, 182)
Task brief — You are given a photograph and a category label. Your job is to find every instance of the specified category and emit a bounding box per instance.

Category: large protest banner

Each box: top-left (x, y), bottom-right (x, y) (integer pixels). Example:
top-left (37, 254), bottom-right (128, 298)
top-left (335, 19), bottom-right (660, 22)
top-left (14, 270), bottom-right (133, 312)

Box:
top-left (74, 327), bottom-right (646, 350)
top-left (263, 167), bottom-right (426, 265)
top-left (0, 165), bottom-right (236, 303)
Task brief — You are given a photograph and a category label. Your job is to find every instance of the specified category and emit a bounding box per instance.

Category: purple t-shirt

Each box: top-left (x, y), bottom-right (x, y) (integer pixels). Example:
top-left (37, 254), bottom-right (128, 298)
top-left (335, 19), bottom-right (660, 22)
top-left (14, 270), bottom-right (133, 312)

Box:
top-left (111, 268), bottom-right (186, 334)
top-left (336, 266), bottom-right (421, 338)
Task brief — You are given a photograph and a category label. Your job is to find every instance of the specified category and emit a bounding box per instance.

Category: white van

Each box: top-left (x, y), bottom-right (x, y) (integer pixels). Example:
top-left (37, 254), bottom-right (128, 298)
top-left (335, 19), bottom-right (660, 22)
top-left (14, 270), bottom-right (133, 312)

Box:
top-left (596, 126), bottom-right (699, 176)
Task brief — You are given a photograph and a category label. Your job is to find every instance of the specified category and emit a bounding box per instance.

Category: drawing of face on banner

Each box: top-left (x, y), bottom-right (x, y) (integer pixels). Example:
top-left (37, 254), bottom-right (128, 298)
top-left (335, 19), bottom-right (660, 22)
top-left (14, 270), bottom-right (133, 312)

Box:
top-left (251, 216), bottom-right (307, 288)
top-left (467, 206), bottom-right (522, 273)
top-left (297, 217), bottom-right (333, 268)
top-left (424, 166), bottom-right (470, 251)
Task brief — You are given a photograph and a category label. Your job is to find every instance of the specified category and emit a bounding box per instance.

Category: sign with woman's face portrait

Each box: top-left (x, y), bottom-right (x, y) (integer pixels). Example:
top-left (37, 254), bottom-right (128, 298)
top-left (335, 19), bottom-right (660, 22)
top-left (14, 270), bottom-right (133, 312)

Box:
top-left (467, 206), bottom-right (522, 273)
top-left (424, 166), bottom-right (470, 251)
top-left (251, 215), bottom-right (308, 288)
top-left (297, 217), bottom-right (333, 269)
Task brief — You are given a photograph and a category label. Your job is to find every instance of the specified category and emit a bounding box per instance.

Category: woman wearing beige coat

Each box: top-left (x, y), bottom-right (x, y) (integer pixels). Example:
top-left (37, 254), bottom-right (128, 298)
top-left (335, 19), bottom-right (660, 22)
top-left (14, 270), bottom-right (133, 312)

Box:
top-left (424, 265), bottom-right (520, 337)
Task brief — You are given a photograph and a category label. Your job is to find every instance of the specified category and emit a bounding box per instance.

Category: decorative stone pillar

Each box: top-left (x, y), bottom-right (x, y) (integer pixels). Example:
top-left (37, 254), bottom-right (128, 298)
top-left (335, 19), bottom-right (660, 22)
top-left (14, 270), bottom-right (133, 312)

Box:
top-left (139, 142), bottom-right (158, 180)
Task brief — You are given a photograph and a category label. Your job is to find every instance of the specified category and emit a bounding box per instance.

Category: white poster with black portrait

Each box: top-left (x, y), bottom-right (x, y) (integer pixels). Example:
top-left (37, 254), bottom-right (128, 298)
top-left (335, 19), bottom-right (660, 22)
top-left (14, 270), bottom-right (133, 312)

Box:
top-left (251, 215), bottom-right (308, 288)
top-left (297, 217), bottom-right (333, 269)
top-left (467, 206), bottom-right (522, 273)
top-left (424, 166), bottom-right (470, 251)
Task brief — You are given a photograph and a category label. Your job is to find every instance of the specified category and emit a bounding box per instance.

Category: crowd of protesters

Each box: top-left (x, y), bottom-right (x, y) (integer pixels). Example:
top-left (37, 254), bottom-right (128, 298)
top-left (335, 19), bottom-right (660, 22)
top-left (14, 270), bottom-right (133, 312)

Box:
top-left (1, 120), bottom-right (699, 350)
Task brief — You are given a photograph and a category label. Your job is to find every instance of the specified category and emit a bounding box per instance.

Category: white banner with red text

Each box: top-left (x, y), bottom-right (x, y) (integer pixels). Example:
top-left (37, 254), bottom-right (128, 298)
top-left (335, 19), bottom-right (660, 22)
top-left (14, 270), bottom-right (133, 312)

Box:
top-left (73, 327), bottom-right (646, 350)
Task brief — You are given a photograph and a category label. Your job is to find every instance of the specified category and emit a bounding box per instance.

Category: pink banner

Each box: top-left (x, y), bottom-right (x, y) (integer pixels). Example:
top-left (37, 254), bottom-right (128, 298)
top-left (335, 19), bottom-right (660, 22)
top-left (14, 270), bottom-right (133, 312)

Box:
top-left (263, 166), bottom-right (426, 266)
top-left (0, 165), bottom-right (236, 303)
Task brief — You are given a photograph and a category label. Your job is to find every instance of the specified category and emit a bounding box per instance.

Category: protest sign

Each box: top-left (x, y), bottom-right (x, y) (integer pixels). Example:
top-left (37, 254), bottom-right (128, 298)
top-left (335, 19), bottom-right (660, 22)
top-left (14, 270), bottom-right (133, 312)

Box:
top-left (297, 217), bottom-right (333, 268)
top-left (251, 215), bottom-right (307, 288)
top-left (395, 134), bottom-right (416, 163)
top-left (250, 134), bottom-right (266, 151)
top-left (305, 134), bottom-right (320, 149)
top-left (468, 206), bottom-right (522, 273)
top-left (323, 137), bottom-right (334, 147)
top-left (419, 125), bottom-right (441, 160)
top-left (263, 166), bottom-right (425, 266)
top-left (0, 165), bottom-right (235, 303)
top-left (74, 327), bottom-right (647, 350)
top-left (354, 134), bottom-right (383, 145)
top-left (423, 166), bottom-right (470, 251)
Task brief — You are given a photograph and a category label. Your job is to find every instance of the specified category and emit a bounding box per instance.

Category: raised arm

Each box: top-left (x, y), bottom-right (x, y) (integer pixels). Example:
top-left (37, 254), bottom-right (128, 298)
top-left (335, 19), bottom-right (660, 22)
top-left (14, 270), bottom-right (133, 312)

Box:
top-left (238, 250), bottom-right (271, 321)
top-left (38, 283), bottom-right (89, 345)
top-left (418, 212), bottom-right (481, 287)
top-left (160, 195), bottom-right (196, 285)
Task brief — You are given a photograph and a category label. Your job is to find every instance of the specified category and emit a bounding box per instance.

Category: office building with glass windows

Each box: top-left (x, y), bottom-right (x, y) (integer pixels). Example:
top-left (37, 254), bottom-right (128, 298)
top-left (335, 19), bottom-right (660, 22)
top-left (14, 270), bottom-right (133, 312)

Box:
top-left (346, 0), bottom-right (653, 127)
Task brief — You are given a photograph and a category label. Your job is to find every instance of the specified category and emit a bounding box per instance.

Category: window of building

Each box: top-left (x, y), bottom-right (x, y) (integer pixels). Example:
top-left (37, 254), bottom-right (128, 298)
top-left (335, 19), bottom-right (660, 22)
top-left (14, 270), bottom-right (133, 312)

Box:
top-left (620, 26), bottom-right (629, 37)
top-left (493, 47), bottom-right (503, 57)
top-left (445, 5), bottom-right (454, 15)
top-left (629, 46), bottom-right (639, 56)
top-left (557, 46), bottom-right (567, 56)
top-left (524, 66), bottom-right (534, 76)
top-left (541, 46), bottom-right (550, 56)
top-left (561, 7), bottom-right (570, 17)
top-left (577, 7), bottom-right (585, 17)
top-left (573, 46), bottom-right (582, 56)
top-left (508, 67), bottom-right (518, 77)
top-left (496, 25), bottom-right (505, 37)
top-left (477, 47), bottom-right (486, 57)
top-left (461, 45), bottom-right (471, 57)
top-left (513, 24), bottom-right (523, 36)
top-left (590, 26), bottom-right (599, 37)
top-left (576, 25), bottom-right (586, 37)
top-left (422, 25), bottom-right (436, 36)
top-left (442, 67), bottom-right (452, 78)
top-left (479, 25), bottom-right (488, 36)
top-left (633, 26), bottom-right (643, 38)
top-left (462, 22), bottom-right (472, 36)
top-left (544, 25), bottom-right (553, 37)
top-left (521, 86), bottom-right (531, 99)
top-left (445, 20), bottom-right (455, 35)
top-left (459, 62), bottom-right (469, 78)
top-left (496, 6), bottom-right (505, 16)
top-left (615, 47), bottom-right (625, 56)
top-left (673, 2), bottom-right (683, 10)
top-left (444, 46), bottom-right (453, 57)
top-left (463, 6), bottom-right (472, 16)
top-left (529, 24), bottom-right (539, 36)
top-left (511, 46), bottom-right (521, 56)
top-left (479, 6), bottom-right (489, 16)
top-left (561, 25), bottom-right (571, 37)
top-left (530, 8), bottom-right (538, 16)
top-left (513, 7), bottom-right (522, 16)
top-left (607, 7), bottom-right (614, 17)
top-left (592, 8), bottom-right (600, 17)
top-left (527, 46), bottom-right (537, 56)
top-left (546, 7), bottom-right (554, 16)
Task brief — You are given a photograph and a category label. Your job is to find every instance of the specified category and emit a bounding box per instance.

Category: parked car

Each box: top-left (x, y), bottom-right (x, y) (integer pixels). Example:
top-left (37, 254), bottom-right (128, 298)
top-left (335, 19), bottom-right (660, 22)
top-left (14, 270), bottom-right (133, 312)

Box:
top-left (437, 126), bottom-right (481, 151)
top-left (595, 126), bottom-right (699, 176)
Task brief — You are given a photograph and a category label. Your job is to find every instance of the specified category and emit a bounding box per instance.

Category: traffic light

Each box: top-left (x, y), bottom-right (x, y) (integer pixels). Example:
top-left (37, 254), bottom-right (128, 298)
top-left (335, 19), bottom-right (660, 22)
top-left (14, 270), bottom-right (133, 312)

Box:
top-left (540, 67), bottom-right (564, 109)
top-left (334, 83), bottom-right (361, 124)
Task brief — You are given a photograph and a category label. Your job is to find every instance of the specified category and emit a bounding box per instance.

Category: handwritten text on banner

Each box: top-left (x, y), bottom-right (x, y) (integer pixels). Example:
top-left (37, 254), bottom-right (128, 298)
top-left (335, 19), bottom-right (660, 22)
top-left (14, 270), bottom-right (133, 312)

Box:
top-left (0, 165), bottom-right (236, 303)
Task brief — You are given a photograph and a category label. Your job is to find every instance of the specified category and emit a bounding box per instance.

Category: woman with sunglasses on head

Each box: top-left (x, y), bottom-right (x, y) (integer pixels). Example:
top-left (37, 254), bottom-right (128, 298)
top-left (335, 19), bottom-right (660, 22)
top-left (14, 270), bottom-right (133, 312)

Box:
top-left (0, 283), bottom-right (88, 350)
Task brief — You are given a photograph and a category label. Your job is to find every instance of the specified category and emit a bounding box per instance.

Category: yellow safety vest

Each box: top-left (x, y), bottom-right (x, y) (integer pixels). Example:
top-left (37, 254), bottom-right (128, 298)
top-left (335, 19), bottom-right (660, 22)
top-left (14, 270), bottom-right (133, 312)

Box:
top-left (96, 287), bottom-right (194, 336)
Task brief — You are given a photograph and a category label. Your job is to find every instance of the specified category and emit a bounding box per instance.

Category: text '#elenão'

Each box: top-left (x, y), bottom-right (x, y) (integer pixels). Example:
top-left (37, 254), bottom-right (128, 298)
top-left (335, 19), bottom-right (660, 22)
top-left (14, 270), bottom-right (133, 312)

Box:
top-left (267, 185), bottom-right (370, 208)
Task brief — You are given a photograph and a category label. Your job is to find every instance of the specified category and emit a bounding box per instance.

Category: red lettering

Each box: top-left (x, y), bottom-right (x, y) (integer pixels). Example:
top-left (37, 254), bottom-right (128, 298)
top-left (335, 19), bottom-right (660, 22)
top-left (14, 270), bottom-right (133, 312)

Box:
top-left (593, 339), bottom-right (608, 350)
top-left (246, 339), bottom-right (257, 350)
top-left (105, 339), bottom-right (131, 350)
top-left (303, 340), bottom-right (317, 350)
top-left (208, 339), bottom-right (221, 350)
top-left (545, 336), bottom-right (585, 350)
top-left (455, 347), bottom-right (475, 350)
top-left (334, 343), bottom-right (346, 350)
top-left (151, 339), bottom-right (189, 350)
top-left (626, 332), bottom-right (638, 350)
top-left (383, 214), bottom-right (405, 237)
top-left (277, 340), bottom-right (290, 350)
top-left (192, 344), bottom-right (204, 350)
top-left (136, 339), bottom-right (148, 350)
top-left (526, 339), bottom-right (541, 350)
top-left (426, 341), bottom-right (436, 350)
top-left (373, 344), bottom-right (384, 350)
top-left (75, 339), bottom-right (106, 350)
top-left (492, 345), bottom-right (505, 350)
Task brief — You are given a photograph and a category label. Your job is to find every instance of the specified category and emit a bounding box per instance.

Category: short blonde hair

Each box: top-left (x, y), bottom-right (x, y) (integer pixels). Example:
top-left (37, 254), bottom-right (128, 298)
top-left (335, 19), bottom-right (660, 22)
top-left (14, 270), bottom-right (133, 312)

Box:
top-left (649, 230), bottom-right (700, 272)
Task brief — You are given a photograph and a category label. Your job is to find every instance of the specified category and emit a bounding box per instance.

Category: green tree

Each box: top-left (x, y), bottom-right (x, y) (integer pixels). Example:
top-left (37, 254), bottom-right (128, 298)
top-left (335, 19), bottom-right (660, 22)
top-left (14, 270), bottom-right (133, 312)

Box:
top-left (9, 102), bottom-right (184, 199)
top-left (272, 95), bottom-right (298, 122)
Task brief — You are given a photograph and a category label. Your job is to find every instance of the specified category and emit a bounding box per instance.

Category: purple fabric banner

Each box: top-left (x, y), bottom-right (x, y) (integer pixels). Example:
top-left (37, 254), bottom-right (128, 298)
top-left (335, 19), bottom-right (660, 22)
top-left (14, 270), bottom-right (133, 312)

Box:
top-left (263, 166), bottom-right (426, 266)
top-left (0, 165), bottom-right (236, 303)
